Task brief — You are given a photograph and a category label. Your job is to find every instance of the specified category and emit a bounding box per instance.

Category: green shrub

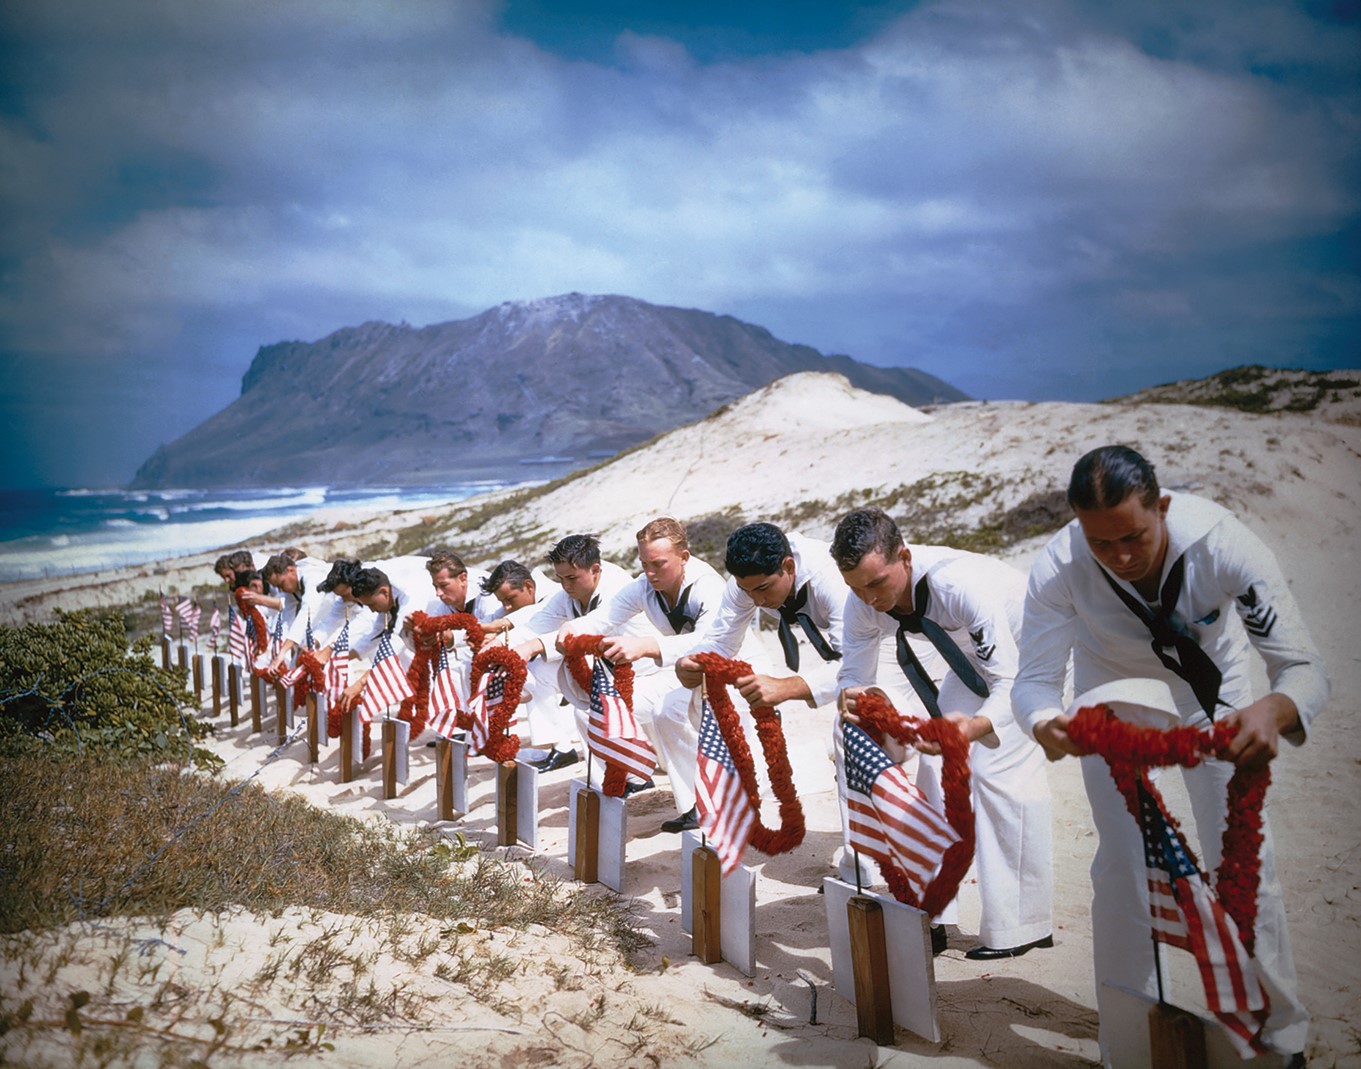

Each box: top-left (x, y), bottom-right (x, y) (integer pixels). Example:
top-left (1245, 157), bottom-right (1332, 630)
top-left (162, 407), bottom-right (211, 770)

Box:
top-left (0, 609), bottom-right (215, 769)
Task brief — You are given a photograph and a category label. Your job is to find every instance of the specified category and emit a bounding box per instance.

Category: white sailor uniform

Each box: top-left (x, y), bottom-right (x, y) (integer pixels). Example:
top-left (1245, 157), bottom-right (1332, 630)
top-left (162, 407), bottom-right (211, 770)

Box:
top-left (1014, 491), bottom-right (1329, 1062)
top-left (839, 544), bottom-right (1054, 951)
top-left (573, 555), bottom-right (728, 813)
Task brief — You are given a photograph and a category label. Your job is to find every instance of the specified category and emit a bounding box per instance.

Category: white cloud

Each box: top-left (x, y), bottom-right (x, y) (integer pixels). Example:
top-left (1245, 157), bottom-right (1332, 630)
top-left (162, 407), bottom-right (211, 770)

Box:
top-left (1, 0), bottom-right (1357, 483)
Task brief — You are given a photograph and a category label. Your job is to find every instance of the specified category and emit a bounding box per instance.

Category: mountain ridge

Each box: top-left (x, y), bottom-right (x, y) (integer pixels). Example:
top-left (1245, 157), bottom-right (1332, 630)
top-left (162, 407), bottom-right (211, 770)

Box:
top-left (131, 293), bottom-right (967, 489)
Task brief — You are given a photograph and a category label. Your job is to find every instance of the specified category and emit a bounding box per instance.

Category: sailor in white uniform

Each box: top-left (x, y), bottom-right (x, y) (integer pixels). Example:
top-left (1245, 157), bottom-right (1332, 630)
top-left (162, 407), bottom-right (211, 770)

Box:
top-left (511, 535), bottom-right (647, 772)
top-left (563, 517), bottom-right (727, 830)
top-left (675, 522), bottom-right (844, 852)
top-left (1013, 446), bottom-right (1328, 1066)
top-left (833, 507), bottom-right (1054, 960)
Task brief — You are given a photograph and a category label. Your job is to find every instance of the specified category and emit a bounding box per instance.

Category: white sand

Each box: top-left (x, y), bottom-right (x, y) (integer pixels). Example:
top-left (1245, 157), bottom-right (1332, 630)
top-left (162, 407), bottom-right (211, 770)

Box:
top-left (3, 371), bottom-right (1359, 1067)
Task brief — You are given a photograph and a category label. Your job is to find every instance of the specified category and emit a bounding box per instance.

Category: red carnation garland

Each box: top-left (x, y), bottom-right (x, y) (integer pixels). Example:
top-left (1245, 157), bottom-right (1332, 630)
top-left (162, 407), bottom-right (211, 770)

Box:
top-left (1067, 704), bottom-right (1268, 952)
top-left (233, 588), bottom-right (269, 668)
top-left (692, 652), bottom-right (806, 856)
top-left (462, 644), bottom-right (525, 764)
top-left (292, 647), bottom-right (327, 707)
top-left (852, 692), bottom-right (975, 918)
top-left (559, 634), bottom-right (638, 796)
top-left (400, 611), bottom-right (486, 738)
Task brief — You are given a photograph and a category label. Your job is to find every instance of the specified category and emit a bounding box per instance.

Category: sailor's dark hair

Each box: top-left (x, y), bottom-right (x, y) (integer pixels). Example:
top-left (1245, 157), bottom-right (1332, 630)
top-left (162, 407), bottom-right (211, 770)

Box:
top-left (349, 567), bottom-right (390, 599)
top-left (318, 558), bottom-right (362, 593)
top-left (725, 522), bottom-right (791, 578)
top-left (830, 508), bottom-right (903, 572)
top-left (546, 534), bottom-right (601, 569)
top-left (1068, 446), bottom-right (1161, 511)
top-left (481, 560), bottom-right (534, 595)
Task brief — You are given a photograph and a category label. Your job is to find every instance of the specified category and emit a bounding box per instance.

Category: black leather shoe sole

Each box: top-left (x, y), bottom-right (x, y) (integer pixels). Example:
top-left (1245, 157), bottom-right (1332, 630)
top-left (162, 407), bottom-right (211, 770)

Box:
top-left (623, 778), bottom-right (655, 796)
top-left (661, 807), bottom-right (699, 833)
top-left (964, 934), bottom-right (1054, 960)
top-left (531, 748), bottom-right (579, 772)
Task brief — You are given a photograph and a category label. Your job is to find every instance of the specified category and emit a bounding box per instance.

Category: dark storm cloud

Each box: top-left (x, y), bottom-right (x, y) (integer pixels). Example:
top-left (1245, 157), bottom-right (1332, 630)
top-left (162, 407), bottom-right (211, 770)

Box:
top-left (1, 0), bottom-right (1356, 485)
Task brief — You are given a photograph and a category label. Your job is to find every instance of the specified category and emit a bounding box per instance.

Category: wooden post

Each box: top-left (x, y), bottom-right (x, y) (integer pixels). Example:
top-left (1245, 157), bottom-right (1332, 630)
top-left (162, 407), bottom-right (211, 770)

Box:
top-left (848, 896), bottom-right (895, 1046)
top-left (382, 720), bottom-right (399, 799)
top-left (574, 788), bottom-right (600, 882)
top-left (306, 693), bottom-right (319, 764)
top-left (273, 683), bottom-right (287, 743)
top-left (1148, 1004), bottom-right (1207, 1069)
top-left (211, 657), bottom-right (223, 718)
top-left (249, 675), bottom-right (264, 734)
top-left (228, 663), bottom-right (241, 727)
top-left (435, 738), bottom-right (456, 820)
top-left (339, 709), bottom-right (355, 782)
top-left (191, 653), bottom-right (203, 696)
top-left (497, 762), bottom-right (518, 846)
top-left (177, 644), bottom-right (189, 683)
top-left (161, 635), bottom-right (172, 670)
top-left (692, 844), bottom-right (723, 964)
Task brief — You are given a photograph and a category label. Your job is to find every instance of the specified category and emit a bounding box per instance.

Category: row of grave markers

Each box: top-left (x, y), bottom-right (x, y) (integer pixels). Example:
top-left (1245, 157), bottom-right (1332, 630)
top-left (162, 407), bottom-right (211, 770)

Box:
top-left (162, 636), bottom-right (1254, 1066)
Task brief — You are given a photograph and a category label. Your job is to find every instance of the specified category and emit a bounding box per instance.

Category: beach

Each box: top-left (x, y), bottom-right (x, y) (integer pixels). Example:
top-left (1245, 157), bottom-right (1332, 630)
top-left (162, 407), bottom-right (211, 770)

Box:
top-left (2, 371), bottom-right (1359, 1068)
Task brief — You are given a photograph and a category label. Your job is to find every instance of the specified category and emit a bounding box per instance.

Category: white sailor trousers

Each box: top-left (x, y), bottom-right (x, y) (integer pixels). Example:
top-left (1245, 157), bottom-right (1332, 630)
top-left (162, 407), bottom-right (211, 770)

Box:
top-left (914, 677), bottom-right (1053, 948)
top-left (1081, 753), bottom-right (1307, 1062)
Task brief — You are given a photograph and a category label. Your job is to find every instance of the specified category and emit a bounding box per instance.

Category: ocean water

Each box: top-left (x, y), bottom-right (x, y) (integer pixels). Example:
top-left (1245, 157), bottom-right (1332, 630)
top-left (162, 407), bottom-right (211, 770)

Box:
top-left (0, 482), bottom-right (526, 584)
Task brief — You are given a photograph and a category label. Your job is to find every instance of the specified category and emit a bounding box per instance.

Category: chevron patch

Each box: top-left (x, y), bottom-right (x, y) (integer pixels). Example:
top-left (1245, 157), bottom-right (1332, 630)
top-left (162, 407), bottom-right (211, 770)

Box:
top-left (1237, 585), bottom-right (1277, 638)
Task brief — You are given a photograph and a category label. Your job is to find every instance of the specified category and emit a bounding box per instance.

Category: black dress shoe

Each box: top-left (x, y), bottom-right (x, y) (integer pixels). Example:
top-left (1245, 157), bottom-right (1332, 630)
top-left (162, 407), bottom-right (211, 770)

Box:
top-left (1285, 1054), bottom-right (1306, 1069)
top-left (964, 934), bottom-right (1054, 960)
top-left (623, 778), bottom-right (655, 796)
top-left (531, 747), bottom-right (579, 772)
top-left (661, 806), bottom-right (699, 833)
top-left (931, 924), bottom-right (948, 956)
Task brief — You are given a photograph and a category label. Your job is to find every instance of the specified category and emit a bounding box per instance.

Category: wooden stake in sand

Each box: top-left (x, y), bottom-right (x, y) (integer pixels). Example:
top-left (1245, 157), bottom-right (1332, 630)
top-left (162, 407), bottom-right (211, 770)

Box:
top-left (339, 708), bottom-right (355, 782)
top-left (211, 656), bottom-right (223, 719)
top-left (306, 692), bottom-right (319, 763)
top-left (161, 634), bottom-right (172, 671)
top-left (381, 718), bottom-right (411, 799)
top-left (496, 761), bottom-right (518, 846)
top-left (1148, 1003), bottom-right (1208, 1069)
top-left (435, 738), bottom-right (457, 820)
top-left (227, 663), bottom-right (241, 727)
top-left (249, 674), bottom-right (265, 734)
top-left (848, 895), bottom-right (895, 1046)
top-left (273, 682), bottom-right (287, 743)
top-left (691, 844), bottom-right (722, 964)
top-left (573, 788), bottom-right (600, 882)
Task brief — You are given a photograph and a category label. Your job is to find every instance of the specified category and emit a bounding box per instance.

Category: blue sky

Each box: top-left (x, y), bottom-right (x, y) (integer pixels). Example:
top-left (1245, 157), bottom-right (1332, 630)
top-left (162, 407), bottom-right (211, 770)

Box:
top-left (1, 0), bottom-right (1357, 487)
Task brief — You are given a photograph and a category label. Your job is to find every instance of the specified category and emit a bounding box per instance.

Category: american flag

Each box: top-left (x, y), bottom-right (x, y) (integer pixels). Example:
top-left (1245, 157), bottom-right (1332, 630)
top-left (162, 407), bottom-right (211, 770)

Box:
top-left (586, 658), bottom-right (656, 782)
top-left (181, 602), bottom-right (202, 646)
top-left (427, 642), bottom-right (463, 738)
top-left (1137, 779), bottom-right (1269, 1056)
top-left (843, 721), bottom-right (960, 898)
top-left (465, 668), bottom-right (516, 755)
top-left (695, 699), bottom-right (757, 874)
top-left (209, 607), bottom-right (222, 650)
top-left (227, 604), bottom-right (249, 664)
top-left (326, 621), bottom-right (350, 704)
top-left (358, 633), bottom-right (411, 725)
top-left (269, 608), bottom-right (285, 658)
top-left (160, 594), bottom-right (175, 635)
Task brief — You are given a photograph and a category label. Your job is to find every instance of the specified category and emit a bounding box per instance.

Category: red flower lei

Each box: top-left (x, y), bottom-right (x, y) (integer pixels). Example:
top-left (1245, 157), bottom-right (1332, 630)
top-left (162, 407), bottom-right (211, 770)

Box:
top-left (293, 648), bottom-right (327, 707)
top-left (852, 693), bottom-right (975, 918)
top-left (559, 634), bottom-right (640, 796)
top-left (691, 653), bottom-right (806, 857)
top-left (462, 644), bottom-right (525, 764)
top-left (233, 588), bottom-right (269, 669)
top-left (399, 611), bottom-right (485, 738)
top-left (1067, 704), bottom-right (1268, 951)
